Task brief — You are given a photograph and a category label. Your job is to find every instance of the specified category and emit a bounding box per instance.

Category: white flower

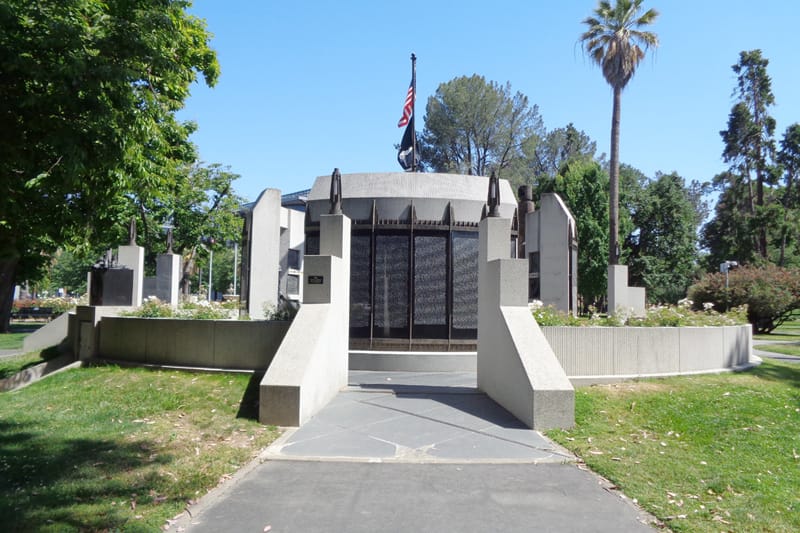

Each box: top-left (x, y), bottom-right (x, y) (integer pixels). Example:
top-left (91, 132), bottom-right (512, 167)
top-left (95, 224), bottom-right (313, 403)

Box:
top-left (528, 300), bottom-right (544, 311)
top-left (703, 302), bottom-right (714, 311)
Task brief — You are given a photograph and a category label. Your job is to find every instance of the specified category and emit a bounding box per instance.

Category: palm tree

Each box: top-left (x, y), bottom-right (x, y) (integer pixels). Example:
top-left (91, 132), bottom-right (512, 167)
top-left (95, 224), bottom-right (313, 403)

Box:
top-left (580, 0), bottom-right (658, 265)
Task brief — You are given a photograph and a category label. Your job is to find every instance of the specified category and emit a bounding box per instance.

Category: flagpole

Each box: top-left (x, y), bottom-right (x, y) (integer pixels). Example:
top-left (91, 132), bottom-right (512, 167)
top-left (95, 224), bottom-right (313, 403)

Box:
top-left (410, 52), bottom-right (417, 172)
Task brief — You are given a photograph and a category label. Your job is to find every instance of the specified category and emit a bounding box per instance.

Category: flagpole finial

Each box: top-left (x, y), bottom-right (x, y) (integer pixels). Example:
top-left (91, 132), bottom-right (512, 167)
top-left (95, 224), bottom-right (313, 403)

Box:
top-left (329, 168), bottom-right (342, 215)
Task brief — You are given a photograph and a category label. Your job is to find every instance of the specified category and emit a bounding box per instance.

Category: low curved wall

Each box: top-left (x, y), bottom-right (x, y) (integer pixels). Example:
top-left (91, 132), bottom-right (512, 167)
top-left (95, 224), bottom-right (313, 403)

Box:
top-left (96, 317), bottom-right (291, 371)
top-left (541, 325), bottom-right (752, 385)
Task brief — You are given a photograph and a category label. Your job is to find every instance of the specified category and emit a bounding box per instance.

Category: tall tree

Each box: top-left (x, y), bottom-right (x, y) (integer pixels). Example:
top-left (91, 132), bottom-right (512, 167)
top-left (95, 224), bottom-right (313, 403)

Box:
top-left (625, 172), bottom-right (702, 303)
top-left (777, 124), bottom-right (800, 265)
top-left (0, 0), bottom-right (218, 331)
top-left (542, 160), bottom-right (610, 310)
top-left (526, 123), bottom-right (598, 181)
top-left (580, 0), bottom-right (659, 266)
top-left (719, 50), bottom-right (777, 259)
top-left (419, 75), bottom-right (544, 178)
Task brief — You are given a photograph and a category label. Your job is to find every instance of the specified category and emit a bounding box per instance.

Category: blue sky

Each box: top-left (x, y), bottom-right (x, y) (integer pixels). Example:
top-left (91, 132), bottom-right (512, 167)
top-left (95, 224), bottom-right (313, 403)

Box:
top-left (178, 1), bottom-right (800, 202)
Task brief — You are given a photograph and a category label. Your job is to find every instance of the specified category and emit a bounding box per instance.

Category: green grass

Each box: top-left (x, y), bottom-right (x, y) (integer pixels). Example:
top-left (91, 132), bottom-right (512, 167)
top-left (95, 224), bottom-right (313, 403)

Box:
top-left (548, 360), bottom-right (800, 532)
top-left (757, 343), bottom-right (800, 357)
top-left (0, 365), bottom-right (279, 532)
top-left (0, 322), bottom-right (45, 350)
top-left (0, 349), bottom-right (57, 379)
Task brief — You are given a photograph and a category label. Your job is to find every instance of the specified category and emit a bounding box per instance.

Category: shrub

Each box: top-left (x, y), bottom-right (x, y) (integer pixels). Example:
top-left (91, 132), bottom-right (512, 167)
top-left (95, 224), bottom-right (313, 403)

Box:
top-left (263, 300), bottom-right (298, 321)
top-left (530, 300), bottom-right (747, 328)
top-left (121, 297), bottom-right (174, 318)
top-left (123, 298), bottom-right (231, 320)
top-left (11, 297), bottom-right (77, 314)
top-left (688, 265), bottom-right (800, 333)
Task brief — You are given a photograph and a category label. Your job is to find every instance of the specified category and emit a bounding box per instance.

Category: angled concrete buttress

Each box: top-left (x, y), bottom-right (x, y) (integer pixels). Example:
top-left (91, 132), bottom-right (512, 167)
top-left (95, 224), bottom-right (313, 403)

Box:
top-left (477, 217), bottom-right (574, 430)
top-left (259, 214), bottom-right (351, 426)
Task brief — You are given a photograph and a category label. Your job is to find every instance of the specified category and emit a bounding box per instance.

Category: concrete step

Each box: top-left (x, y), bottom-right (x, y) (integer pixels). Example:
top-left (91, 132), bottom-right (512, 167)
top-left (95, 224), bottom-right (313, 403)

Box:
top-left (349, 350), bottom-right (477, 372)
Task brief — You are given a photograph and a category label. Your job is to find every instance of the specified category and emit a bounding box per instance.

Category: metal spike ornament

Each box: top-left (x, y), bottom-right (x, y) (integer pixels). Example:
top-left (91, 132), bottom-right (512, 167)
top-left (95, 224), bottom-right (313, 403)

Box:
top-left (487, 172), bottom-right (500, 217)
top-left (329, 168), bottom-right (342, 215)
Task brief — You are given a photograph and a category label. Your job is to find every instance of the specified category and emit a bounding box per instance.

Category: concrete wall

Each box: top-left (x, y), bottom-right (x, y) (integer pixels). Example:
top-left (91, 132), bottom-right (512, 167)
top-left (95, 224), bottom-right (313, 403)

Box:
top-left (608, 264), bottom-right (646, 316)
top-left (541, 324), bottom-right (753, 384)
top-left (305, 172), bottom-right (517, 225)
top-left (259, 214), bottom-right (352, 427)
top-left (23, 312), bottom-right (70, 353)
top-left (245, 189), bottom-right (281, 319)
top-left (95, 317), bottom-right (290, 370)
top-left (526, 193), bottom-right (577, 315)
top-left (477, 217), bottom-right (575, 430)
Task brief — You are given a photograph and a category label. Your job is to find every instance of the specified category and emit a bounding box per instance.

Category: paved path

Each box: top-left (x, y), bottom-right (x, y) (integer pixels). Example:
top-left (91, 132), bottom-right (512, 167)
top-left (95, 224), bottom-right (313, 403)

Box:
top-left (753, 339), bottom-right (800, 364)
top-left (168, 371), bottom-right (658, 532)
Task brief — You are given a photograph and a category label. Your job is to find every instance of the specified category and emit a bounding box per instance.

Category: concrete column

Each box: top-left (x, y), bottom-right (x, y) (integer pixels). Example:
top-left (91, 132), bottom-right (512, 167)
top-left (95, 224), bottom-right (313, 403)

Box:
top-left (319, 213), bottom-right (351, 260)
top-left (117, 245), bottom-right (144, 307)
top-left (247, 189), bottom-right (281, 319)
top-left (477, 216), bottom-right (574, 430)
top-left (260, 213), bottom-right (352, 427)
top-left (608, 264), bottom-right (629, 316)
top-left (156, 253), bottom-right (182, 308)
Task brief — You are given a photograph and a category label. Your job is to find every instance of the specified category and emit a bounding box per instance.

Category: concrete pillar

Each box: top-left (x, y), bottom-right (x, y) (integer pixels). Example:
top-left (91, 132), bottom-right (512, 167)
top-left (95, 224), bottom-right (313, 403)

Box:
top-left (260, 213), bottom-right (352, 427)
top-left (246, 189), bottom-right (281, 319)
top-left (156, 253), bottom-right (182, 308)
top-left (117, 245), bottom-right (144, 307)
top-left (477, 217), bottom-right (574, 430)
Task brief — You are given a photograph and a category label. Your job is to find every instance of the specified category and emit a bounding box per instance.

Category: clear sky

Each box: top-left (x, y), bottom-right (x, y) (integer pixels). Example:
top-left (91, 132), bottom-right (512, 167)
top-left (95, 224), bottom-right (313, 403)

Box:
top-left (178, 1), bottom-right (800, 203)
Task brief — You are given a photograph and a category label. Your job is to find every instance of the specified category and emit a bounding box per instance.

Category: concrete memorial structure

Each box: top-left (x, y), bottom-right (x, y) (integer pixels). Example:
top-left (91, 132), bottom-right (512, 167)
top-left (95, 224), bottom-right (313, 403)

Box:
top-left (608, 264), bottom-right (646, 317)
top-left (259, 174), bottom-right (352, 426)
top-left (303, 172), bottom-right (518, 352)
top-left (238, 189), bottom-right (306, 319)
top-left (477, 207), bottom-right (575, 430)
top-left (524, 191), bottom-right (578, 315)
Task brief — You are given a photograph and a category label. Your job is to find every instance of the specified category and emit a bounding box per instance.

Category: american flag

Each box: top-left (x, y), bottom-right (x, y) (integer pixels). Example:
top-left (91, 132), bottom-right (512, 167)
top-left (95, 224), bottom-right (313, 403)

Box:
top-left (397, 82), bottom-right (414, 127)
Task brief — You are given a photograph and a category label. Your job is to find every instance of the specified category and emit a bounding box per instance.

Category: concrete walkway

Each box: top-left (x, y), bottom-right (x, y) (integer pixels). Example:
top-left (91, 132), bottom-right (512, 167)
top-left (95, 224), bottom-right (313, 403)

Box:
top-left (168, 371), bottom-right (658, 532)
top-left (753, 339), bottom-right (800, 364)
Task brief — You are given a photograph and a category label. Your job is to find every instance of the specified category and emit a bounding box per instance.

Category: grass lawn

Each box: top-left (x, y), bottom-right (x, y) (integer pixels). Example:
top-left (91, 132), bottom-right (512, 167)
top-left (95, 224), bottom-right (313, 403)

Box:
top-left (0, 365), bottom-right (279, 532)
top-left (756, 343), bottom-right (800, 357)
top-left (0, 347), bottom-right (64, 380)
top-left (0, 322), bottom-right (45, 350)
top-left (547, 360), bottom-right (800, 532)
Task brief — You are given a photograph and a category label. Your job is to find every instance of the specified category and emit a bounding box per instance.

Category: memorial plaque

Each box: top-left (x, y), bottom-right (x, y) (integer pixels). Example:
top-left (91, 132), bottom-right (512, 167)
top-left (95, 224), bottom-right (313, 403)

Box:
top-left (451, 231), bottom-right (478, 337)
top-left (350, 234), bottom-right (372, 334)
top-left (413, 234), bottom-right (447, 337)
top-left (374, 234), bottom-right (409, 337)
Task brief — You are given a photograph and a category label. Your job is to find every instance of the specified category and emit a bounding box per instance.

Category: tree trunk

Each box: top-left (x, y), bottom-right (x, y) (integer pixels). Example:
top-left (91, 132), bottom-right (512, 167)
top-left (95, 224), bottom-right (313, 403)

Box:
top-left (0, 256), bottom-right (19, 334)
top-left (609, 86), bottom-right (622, 265)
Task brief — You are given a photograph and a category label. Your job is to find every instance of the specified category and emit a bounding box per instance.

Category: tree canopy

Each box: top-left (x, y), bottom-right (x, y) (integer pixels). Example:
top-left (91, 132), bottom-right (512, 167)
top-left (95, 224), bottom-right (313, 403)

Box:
top-left (0, 0), bottom-right (218, 331)
top-left (419, 75), bottom-right (544, 178)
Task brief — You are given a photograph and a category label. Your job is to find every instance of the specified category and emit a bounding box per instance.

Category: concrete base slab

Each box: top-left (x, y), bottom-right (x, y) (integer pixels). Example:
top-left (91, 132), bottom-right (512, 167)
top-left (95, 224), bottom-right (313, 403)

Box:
top-left (262, 371), bottom-right (573, 464)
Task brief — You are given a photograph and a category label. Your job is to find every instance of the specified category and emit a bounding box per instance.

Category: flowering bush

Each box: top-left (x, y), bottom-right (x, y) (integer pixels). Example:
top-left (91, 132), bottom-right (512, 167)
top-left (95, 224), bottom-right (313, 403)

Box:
top-left (688, 265), bottom-right (800, 333)
top-left (12, 296), bottom-right (78, 314)
top-left (122, 298), bottom-right (232, 320)
top-left (529, 300), bottom-right (748, 327)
